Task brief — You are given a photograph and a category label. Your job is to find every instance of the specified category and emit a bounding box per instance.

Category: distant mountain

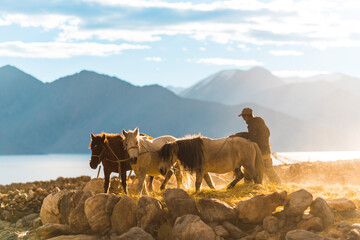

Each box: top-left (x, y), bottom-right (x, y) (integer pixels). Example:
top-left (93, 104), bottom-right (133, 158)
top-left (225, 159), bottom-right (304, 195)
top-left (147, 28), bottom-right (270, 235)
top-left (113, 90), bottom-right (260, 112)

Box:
top-left (166, 85), bottom-right (185, 94)
top-left (0, 65), bottom-right (352, 154)
top-left (180, 67), bottom-right (285, 104)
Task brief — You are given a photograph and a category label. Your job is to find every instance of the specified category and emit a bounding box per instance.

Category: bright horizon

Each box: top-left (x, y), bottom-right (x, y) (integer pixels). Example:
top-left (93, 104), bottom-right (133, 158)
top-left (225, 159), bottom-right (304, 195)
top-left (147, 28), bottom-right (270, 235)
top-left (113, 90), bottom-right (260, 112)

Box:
top-left (1, 0), bottom-right (360, 87)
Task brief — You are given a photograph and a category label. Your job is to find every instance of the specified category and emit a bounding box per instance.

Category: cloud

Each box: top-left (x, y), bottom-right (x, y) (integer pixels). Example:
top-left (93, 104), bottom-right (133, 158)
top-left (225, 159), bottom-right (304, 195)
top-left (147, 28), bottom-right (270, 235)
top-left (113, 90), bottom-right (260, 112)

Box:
top-left (199, 47), bottom-right (206, 51)
top-left (0, 41), bottom-right (149, 58)
top-left (273, 70), bottom-right (329, 78)
top-left (145, 57), bottom-right (162, 62)
top-left (3, 0), bottom-right (360, 51)
top-left (80, 0), bottom-right (270, 12)
top-left (269, 50), bottom-right (303, 56)
top-left (189, 57), bottom-right (263, 67)
top-left (0, 13), bottom-right (80, 30)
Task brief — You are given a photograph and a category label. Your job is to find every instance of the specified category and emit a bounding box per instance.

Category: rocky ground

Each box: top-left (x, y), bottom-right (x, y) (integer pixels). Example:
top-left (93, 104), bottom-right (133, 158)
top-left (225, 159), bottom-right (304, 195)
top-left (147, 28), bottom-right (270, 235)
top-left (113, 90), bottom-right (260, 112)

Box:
top-left (0, 159), bottom-right (360, 240)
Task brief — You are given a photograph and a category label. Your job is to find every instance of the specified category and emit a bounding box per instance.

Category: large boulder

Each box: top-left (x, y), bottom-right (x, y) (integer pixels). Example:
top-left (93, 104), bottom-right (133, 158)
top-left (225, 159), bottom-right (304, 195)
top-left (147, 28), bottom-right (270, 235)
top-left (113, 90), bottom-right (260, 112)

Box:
top-left (283, 189), bottom-right (313, 217)
top-left (172, 214), bottom-right (216, 240)
top-left (163, 188), bottom-right (199, 224)
top-left (84, 193), bottom-right (111, 234)
top-left (136, 196), bottom-right (166, 236)
top-left (222, 221), bottom-right (246, 239)
top-left (310, 197), bottom-right (334, 228)
top-left (40, 190), bottom-right (70, 224)
top-left (116, 227), bottom-right (154, 240)
top-left (263, 216), bottom-right (279, 234)
top-left (83, 178), bottom-right (105, 194)
top-left (111, 195), bottom-right (137, 235)
top-left (285, 229), bottom-right (323, 240)
top-left (326, 198), bottom-right (357, 212)
top-left (236, 191), bottom-right (287, 224)
top-left (69, 191), bottom-right (93, 234)
top-left (198, 198), bottom-right (236, 224)
top-left (297, 217), bottom-right (324, 232)
top-left (35, 223), bottom-right (71, 240)
top-left (105, 194), bottom-right (121, 214)
top-left (58, 190), bottom-right (83, 224)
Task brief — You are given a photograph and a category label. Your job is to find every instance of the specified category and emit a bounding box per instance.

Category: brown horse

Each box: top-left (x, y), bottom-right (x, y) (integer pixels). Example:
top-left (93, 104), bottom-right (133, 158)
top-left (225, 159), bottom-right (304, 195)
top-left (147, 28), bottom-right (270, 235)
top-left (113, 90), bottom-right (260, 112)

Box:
top-left (89, 133), bottom-right (175, 193)
top-left (89, 133), bottom-right (133, 193)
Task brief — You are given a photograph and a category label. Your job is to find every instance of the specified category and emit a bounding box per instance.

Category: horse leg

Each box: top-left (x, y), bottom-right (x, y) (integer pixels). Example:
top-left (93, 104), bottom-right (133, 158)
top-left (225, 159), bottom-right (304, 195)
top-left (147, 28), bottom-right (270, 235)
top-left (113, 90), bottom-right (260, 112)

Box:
top-left (195, 170), bottom-right (203, 192)
top-left (227, 168), bottom-right (244, 189)
top-left (160, 169), bottom-right (173, 191)
top-left (203, 172), bottom-right (215, 189)
top-left (120, 168), bottom-right (127, 194)
top-left (173, 163), bottom-right (183, 189)
top-left (136, 168), bottom-right (148, 195)
top-left (148, 176), bottom-right (154, 192)
top-left (104, 169), bottom-right (111, 193)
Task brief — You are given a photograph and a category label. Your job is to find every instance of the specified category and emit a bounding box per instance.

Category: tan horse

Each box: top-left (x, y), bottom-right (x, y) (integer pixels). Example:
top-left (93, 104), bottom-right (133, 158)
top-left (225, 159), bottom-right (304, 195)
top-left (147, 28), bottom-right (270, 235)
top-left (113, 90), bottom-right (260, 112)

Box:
top-left (122, 127), bottom-right (183, 195)
top-left (158, 136), bottom-right (264, 192)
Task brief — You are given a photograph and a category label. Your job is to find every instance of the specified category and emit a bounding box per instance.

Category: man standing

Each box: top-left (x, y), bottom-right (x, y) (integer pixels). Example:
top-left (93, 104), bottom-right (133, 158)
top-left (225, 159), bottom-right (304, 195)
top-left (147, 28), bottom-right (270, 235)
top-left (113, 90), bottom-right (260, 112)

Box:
top-left (234, 107), bottom-right (281, 184)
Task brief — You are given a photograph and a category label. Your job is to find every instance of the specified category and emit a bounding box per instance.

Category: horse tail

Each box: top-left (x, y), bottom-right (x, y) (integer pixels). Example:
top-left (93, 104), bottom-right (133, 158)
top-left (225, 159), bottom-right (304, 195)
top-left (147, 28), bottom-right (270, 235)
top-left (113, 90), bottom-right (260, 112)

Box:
top-left (253, 142), bottom-right (264, 184)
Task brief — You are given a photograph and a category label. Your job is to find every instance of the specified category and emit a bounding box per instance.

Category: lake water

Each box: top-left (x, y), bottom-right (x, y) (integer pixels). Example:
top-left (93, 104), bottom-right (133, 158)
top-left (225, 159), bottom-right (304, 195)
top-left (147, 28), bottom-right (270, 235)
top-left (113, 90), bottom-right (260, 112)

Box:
top-left (0, 151), bottom-right (360, 185)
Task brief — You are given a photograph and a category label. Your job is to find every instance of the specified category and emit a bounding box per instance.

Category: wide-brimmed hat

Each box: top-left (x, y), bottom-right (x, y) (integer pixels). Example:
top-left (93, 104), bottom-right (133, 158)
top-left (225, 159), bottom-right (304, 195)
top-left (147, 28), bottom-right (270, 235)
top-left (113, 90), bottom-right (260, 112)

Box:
top-left (238, 107), bottom-right (253, 117)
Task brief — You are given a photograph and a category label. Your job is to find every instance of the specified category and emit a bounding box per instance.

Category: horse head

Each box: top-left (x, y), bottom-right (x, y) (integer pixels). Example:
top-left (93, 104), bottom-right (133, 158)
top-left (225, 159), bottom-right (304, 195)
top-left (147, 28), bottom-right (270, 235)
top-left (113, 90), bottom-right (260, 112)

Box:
top-left (89, 133), bottom-right (106, 169)
top-left (122, 127), bottom-right (140, 164)
top-left (158, 142), bottom-right (178, 176)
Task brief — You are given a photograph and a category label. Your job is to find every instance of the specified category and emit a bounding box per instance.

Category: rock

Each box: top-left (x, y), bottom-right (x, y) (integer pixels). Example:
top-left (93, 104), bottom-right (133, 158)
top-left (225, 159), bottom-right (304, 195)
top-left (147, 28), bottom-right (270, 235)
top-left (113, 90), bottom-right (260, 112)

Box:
top-left (326, 198), bottom-right (357, 212)
top-left (58, 190), bottom-right (83, 225)
top-left (0, 231), bottom-right (18, 240)
top-left (255, 231), bottom-right (269, 240)
top-left (33, 217), bottom-right (43, 229)
top-left (349, 229), bottom-right (360, 240)
top-left (213, 225), bottom-right (230, 238)
top-left (198, 198), bottom-right (236, 224)
top-left (21, 213), bottom-right (40, 227)
top-left (222, 221), bottom-right (246, 239)
top-left (111, 195), bottom-right (137, 235)
top-left (339, 221), bottom-right (351, 229)
top-left (297, 217), bottom-right (323, 232)
top-left (84, 193), bottom-right (111, 234)
top-left (163, 188), bottom-right (199, 224)
top-left (40, 190), bottom-right (69, 224)
top-left (352, 223), bottom-right (360, 230)
top-left (35, 223), bottom-right (71, 240)
top-left (283, 189), bottom-right (313, 217)
top-left (0, 220), bottom-right (12, 230)
top-left (83, 178), bottom-right (105, 194)
top-left (47, 235), bottom-right (100, 240)
top-left (285, 229), bottom-right (323, 240)
top-left (172, 214), bottom-right (216, 240)
top-left (116, 226), bottom-right (154, 240)
top-left (236, 191), bottom-right (287, 224)
top-left (69, 191), bottom-right (93, 234)
top-left (310, 197), bottom-right (334, 228)
top-left (16, 218), bottom-right (24, 228)
top-left (105, 194), bottom-right (121, 214)
top-left (328, 229), bottom-right (344, 239)
top-left (136, 196), bottom-right (166, 236)
top-left (263, 216), bottom-right (279, 234)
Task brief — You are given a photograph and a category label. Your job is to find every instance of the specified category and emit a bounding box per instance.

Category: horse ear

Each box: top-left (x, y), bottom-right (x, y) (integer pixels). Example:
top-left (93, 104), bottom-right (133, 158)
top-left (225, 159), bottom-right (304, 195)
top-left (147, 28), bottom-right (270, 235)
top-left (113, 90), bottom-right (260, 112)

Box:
top-left (122, 129), bottom-right (127, 137)
top-left (91, 133), bottom-right (95, 140)
top-left (134, 127), bottom-right (139, 136)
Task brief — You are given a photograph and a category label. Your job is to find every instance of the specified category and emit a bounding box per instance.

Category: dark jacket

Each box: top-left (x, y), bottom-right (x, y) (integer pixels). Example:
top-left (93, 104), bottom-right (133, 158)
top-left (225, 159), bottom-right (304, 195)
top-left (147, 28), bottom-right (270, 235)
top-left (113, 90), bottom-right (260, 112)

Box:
top-left (236, 117), bottom-right (271, 155)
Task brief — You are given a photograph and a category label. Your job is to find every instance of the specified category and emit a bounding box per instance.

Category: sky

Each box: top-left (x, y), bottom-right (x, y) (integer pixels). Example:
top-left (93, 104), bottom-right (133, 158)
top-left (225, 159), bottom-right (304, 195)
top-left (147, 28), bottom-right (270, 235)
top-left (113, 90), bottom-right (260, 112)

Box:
top-left (1, 0), bottom-right (360, 87)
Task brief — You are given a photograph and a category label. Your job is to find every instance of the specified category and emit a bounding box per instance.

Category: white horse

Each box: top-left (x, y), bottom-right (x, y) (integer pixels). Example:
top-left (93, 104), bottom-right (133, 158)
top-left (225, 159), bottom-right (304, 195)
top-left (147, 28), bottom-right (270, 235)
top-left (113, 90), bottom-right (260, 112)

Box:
top-left (158, 135), bottom-right (264, 192)
top-left (122, 127), bottom-right (182, 195)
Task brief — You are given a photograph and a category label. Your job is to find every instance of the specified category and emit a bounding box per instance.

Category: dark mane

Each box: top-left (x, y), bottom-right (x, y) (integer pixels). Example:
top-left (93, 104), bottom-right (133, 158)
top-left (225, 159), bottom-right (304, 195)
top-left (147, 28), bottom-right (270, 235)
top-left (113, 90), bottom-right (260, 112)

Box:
top-left (158, 142), bottom-right (175, 162)
top-left (176, 136), bottom-right (204, 173)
